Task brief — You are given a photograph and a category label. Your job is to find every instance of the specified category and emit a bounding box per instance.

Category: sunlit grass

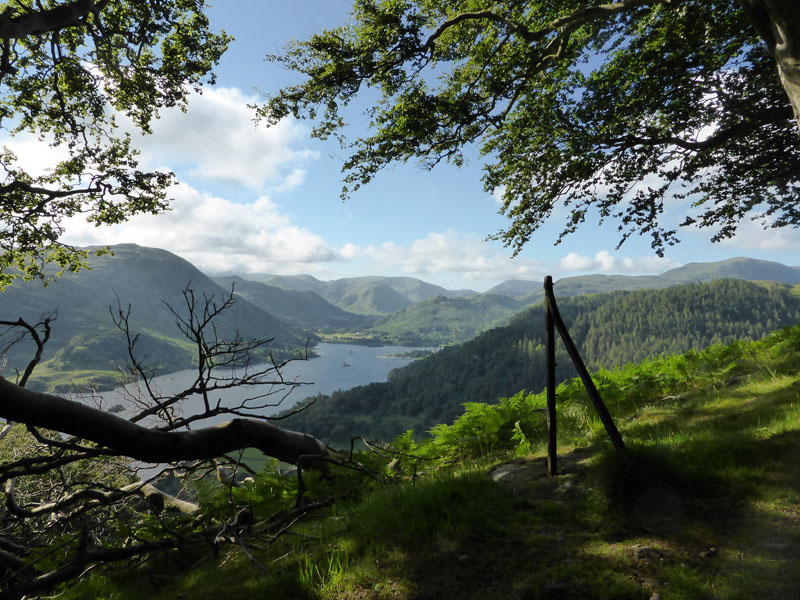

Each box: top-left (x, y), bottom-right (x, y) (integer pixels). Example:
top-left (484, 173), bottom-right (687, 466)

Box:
top-left (57, 325), bottom-right (800, 599)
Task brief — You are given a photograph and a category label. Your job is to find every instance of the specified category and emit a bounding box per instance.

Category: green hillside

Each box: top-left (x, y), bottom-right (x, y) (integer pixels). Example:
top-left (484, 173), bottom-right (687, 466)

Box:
top-left (366, 293), bottom-right (527, 344)
top-left (324, 279), bottom-right (411, 316)
top-left (57, 321), bottom-right (800, 600)
top-left (488, 257), bottom-right (800, 299)
top-left (214, 276), bottom-right (373, 330)
top-left (281, 279), bottom-right (800, 441)
top-left (0, 245), bottom-right (311, 391)
top-left (250, 273), bottom-right (476, 316)
top-left (365, 257), bottom-right (800, 346)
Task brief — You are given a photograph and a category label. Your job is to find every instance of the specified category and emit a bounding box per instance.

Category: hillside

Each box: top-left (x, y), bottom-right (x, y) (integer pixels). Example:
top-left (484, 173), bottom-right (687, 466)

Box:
top-left (249, 273), bottom-right (476, 315)
top-left (0, 245), bottom-right (311, 391)
top-left (58, 322), bottom-right (800, 600)
top-left (361, 257), bottom-right (800, 345)
top-left (366, 293), bottom-right (527, 344)
top-left (213, 276), bottom-right (373, 330)
top-left (280, 279), bottom-right (800, 441)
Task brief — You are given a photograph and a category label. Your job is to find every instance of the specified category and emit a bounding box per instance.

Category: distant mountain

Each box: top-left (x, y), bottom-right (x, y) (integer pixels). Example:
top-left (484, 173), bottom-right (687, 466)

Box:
top-left (250, 274), bottom-right (328, 296)
top-left (246, 274), bottom-right (477, 316)
top-left (240, 257), bottom-right (800, 346)
top-left (660, 257), bottom-right (800, 285)
top-left (367, 293), bottom-right (527, 344)
top-left (213, 276), bottom-right (374, 330)
top-left (280, 279), bottom-right (800, 442)
top-left (0, 245), bottom-right (310, 391)
top-left (484, 279), bottom-right (544, 297)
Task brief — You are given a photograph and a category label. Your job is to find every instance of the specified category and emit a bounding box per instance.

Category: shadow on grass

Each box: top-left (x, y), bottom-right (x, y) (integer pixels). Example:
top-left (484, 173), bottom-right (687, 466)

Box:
top-left (339, 372), bottom-right (800, 599)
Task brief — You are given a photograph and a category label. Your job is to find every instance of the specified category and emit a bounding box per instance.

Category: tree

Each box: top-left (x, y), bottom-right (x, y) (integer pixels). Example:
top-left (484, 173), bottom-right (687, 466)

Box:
top-left (260, 0), bottom-right (800, 255)
top-left (0, 0), bottom-right (230, 287)
top-left (0, 6), bottom-right (347, 592)
top-left (0, 290), bottom-right (342, 598)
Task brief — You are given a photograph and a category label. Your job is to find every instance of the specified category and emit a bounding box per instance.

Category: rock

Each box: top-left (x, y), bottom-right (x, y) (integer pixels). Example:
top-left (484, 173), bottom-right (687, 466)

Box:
top-left (490, 463), bottom-right (522, 482)
top-left (699, 546), bottom-right (718, 559)
top-left (631, 544), bottom-right (665, 560)
top-left (557, 480), bottom-right (581, 497)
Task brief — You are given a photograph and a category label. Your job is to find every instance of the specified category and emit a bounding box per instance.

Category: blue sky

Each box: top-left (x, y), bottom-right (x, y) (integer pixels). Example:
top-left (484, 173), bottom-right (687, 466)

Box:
top-left (15, 1), bottom-right (800, 291)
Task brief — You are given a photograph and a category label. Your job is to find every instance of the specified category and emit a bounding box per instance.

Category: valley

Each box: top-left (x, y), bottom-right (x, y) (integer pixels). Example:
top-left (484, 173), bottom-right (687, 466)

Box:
top-left (4, 244), bottom-right (800, 439)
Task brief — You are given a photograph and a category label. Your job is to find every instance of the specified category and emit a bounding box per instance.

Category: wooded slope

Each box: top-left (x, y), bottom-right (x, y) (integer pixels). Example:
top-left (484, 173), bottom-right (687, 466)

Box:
top-left (281, 279), bottom-right (800, 441)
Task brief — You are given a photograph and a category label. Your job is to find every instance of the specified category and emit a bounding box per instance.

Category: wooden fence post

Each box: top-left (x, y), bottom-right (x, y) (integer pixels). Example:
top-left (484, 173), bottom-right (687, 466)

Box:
top-left (543, 277), bottom-right (626, 457)
top-left (544, 276), bottom-right (558, 476)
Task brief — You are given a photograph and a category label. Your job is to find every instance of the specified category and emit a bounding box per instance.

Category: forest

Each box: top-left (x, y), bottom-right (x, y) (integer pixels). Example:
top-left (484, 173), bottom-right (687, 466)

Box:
top-left (281, 279), bottom-right (800, 441)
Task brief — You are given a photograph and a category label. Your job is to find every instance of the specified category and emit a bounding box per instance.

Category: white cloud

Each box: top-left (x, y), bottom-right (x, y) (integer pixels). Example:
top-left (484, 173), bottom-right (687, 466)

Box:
top-left (557, 251), bottom-right (680, 274)
top-left (0, 134), bottom-right (70, 177)
top-left (339, 243), bottom-right (361, 260)
top-left (492, 185), bottom-right (507, 205)
top-left (61, 182), bottom-right (343, 273)
top-left (1, 86), bottom-right (318, 193)
top-left (360, 230), bottom-right (547, 282)
top-left (718, 219), bottom-right (800, 251)
top-left (124, 86), bottom-right (318, 191)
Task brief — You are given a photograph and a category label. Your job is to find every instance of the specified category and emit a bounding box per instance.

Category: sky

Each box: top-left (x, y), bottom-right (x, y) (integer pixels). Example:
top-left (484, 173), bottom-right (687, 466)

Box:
top-left (11, 1), bottom-right (800, 292)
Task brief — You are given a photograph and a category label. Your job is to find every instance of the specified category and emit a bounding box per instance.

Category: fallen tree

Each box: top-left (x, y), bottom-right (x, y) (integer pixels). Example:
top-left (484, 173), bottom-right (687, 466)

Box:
top-left (0, 287), bottom-right (339, 599)
top-left (0, 378), bottom-right (333, 466)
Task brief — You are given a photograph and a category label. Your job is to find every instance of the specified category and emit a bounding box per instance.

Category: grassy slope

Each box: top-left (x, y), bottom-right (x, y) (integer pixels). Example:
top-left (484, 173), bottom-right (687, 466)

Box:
top-left (366, 293), bottom-right (526, 344)
top-left (62, 325), bottom-right (800, 600)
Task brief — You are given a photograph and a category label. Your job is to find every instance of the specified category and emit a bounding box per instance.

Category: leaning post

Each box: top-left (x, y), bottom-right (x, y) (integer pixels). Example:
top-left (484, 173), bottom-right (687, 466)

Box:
top-left (543, 279), bottom-right (626, 455)
top-left (544, 276), bottom-right (558, 476)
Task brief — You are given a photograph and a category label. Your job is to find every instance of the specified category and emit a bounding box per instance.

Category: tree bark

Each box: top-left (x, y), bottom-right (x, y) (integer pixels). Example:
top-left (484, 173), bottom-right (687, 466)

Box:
top-left (0, 377), bottom-right (334, 466)
top-left (0, 0), bottom-right (108, 39)
top-left (740, 0), bottom-right (800, 131)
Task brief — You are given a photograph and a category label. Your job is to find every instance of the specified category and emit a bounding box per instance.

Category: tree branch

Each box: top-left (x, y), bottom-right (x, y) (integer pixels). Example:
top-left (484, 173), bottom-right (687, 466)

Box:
top-left (0, 0), bottom-right (109, 40)
top-left (423, 0), bottom-right (672, 52)
top-left (0, 377), bottom-right (336, 467)
top-left (605, 104), bottom-right (795, 150)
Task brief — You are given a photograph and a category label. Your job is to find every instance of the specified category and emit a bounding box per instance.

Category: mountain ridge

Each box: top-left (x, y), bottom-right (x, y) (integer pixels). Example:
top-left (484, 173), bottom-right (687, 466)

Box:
top-left (0, 244), bottom-right (311, 391)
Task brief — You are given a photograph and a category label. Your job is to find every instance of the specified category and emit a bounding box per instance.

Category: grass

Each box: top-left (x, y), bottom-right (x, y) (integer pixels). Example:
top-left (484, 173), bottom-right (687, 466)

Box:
top-left (57, 327), bottom-right (800, 599)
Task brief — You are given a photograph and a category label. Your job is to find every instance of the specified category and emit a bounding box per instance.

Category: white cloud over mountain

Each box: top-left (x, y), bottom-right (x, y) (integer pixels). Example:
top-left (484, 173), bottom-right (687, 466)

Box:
top-left (360, 231), bottom-right (546, 282)
top-left (61, 182), bottom-right (344, 273)
top-left (719, 219), bottom-right (800, 251)
top-left (126, 86), bottom-right (318, 191)
top-left (5, 83), bottom-right (691, 290)
top-left (557, 251), bottom-right (680, 274)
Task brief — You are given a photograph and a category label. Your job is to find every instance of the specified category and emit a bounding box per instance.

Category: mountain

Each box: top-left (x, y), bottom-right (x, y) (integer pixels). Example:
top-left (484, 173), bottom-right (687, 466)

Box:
top-left (0, 245), bottom-right (310, 391)
top-left (213, 276), bottom-right (373, 330)
top-left (491, 257), bottom-right (800, 300)
top-left (366, 293), bottom-right (527, 344)
top-left (248, 274), bottom-right (477, 315)
top-left (484, 279), bottom-right (544, 297)
top-left (280, 279), bottom-right (800, 441)
top-left (233, 257), bottom-right (800, 346)
top-left (660, 257), bottom-right (800, 285)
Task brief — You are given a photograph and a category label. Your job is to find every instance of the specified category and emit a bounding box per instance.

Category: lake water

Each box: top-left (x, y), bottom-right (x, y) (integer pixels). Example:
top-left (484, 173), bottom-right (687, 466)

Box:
top-left (98, 343), bottom-right (432, 426)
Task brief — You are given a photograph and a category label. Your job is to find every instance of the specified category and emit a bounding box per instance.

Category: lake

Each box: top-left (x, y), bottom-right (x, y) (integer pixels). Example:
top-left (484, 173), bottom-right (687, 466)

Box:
top-left (98, 343), bottom-right (434, 426)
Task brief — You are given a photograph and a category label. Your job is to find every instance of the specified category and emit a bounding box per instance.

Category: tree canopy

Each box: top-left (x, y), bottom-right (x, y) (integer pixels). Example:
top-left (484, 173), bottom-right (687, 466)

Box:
top-left (0, 0), bottom-right (230, 287)
top-left (261, 0), bottom-right (800, 255)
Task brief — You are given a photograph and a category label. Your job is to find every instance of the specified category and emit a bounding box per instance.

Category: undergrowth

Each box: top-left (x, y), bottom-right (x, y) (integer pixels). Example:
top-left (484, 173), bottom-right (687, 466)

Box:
top-left (59, 324), bottom-right (800, 599)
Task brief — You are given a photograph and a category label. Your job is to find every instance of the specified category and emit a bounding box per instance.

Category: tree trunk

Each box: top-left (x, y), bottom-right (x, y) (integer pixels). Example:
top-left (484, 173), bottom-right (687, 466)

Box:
top-left (740, 0), bottom-right (800, 132)
top-left (0, 377), bottom-right (334, 466)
